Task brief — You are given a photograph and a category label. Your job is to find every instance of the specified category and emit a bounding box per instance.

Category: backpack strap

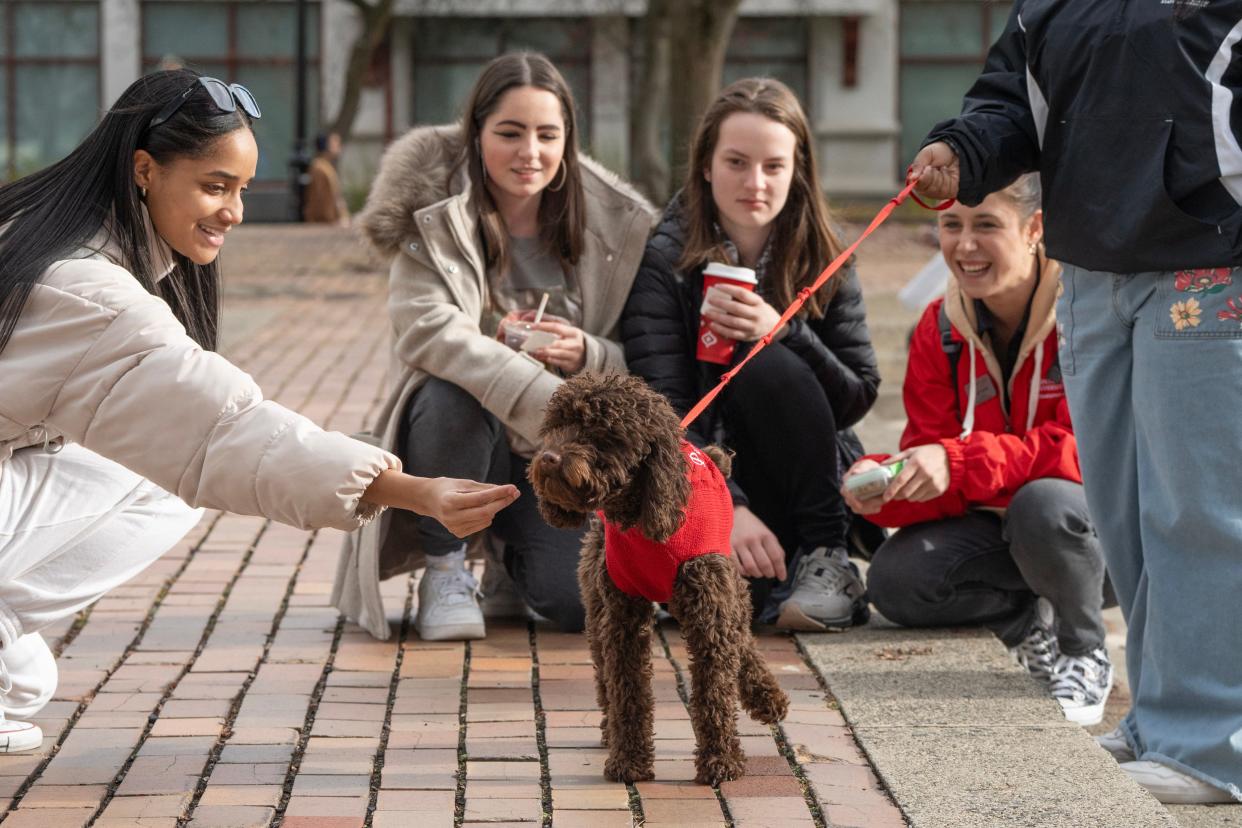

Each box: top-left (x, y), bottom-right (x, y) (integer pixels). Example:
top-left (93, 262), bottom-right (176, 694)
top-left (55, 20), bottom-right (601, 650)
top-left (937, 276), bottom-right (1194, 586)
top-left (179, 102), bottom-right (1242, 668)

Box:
top-left (938, 302), bottom-right (963, 416)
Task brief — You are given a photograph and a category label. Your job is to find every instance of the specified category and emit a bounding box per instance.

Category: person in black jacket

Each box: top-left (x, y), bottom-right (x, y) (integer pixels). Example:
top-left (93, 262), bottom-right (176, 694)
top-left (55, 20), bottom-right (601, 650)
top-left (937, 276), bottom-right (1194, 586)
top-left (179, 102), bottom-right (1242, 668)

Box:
top-left (621, 78), bottom-right (880, 632)
top-left (910, 0), bottom-right (1242, 805)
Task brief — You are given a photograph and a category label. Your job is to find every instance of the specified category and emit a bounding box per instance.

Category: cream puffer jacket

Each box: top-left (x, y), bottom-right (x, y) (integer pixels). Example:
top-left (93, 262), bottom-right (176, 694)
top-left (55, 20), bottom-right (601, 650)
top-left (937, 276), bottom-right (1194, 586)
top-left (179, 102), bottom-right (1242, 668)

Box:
top-left (0, 223), bottom-right (399, 531)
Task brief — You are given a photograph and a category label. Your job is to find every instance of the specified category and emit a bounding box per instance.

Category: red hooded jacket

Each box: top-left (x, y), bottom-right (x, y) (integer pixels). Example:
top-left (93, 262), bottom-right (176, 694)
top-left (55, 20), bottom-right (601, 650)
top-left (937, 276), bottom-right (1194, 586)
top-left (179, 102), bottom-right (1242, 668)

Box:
top-left (863, 258), bottom-right (1080, 528)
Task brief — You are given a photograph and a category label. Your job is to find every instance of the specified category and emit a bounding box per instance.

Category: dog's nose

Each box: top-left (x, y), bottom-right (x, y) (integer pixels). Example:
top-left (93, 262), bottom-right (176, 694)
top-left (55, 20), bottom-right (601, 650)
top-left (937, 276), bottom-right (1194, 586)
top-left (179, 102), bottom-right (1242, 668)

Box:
top-left (539, 450), bottom-right (561, 468)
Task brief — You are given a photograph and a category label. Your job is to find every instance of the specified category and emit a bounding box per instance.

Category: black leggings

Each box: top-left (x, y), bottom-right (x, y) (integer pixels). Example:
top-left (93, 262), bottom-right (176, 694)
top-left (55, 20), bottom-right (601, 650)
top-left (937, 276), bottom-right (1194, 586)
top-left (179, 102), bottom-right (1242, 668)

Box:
top-left (720, 342), bottom-right (849, 559)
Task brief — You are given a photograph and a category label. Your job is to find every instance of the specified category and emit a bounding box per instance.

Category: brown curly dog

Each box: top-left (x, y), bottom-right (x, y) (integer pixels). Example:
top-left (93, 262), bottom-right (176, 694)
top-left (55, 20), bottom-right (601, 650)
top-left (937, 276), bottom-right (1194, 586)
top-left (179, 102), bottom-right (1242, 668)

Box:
top-left (528, 372), bottom-right (789, 785)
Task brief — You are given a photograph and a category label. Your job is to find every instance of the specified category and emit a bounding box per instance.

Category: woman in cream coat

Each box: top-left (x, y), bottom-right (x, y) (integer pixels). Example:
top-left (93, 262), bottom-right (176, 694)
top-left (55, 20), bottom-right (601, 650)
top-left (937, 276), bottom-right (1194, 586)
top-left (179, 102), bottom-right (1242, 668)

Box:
top-left (0, 70), bottom-right (517, 752)
top-left (334, 53), bottom-right (656, 641)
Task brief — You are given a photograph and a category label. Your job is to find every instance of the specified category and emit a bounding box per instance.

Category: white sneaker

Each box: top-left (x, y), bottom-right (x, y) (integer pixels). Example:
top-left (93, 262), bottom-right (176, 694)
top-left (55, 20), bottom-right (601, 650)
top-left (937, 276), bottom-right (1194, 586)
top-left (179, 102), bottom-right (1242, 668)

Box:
top-left (776, 547), bottom-right (869, 631)
top-left (479, 546), bottom-right (528, 619)
top-left (1121, 760), bottom-right (1238, 804)
top-left (0, 714), bottom-right (42, 753)
top-left (1049, 646), bottom-right (1113, 726)
top-left (415, 553), bottom-right (485, 641)
top-left (1008, 599), bottom-right (1059, 687)
top-left (1096, 725), bottom-right (1136, 763)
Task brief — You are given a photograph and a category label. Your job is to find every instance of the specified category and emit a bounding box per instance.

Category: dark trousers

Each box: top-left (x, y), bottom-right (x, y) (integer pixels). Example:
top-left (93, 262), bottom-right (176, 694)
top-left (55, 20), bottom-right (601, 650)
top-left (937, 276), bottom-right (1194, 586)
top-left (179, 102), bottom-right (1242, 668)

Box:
top-left (720, 344), bottom-right (854, 617)
top-left (400, 377), bottom-right (585, 632)
top-left (721, 342), bottom-right (850, 557)
top-left (866, 478), bottom-right (1109, 655)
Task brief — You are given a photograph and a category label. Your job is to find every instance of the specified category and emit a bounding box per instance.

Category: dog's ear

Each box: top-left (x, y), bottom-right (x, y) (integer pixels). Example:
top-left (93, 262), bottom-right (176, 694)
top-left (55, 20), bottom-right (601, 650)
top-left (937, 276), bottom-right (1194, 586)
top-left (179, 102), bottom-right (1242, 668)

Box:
top-left (536, 497), bottom-right (589, 530)
top-left (636, 427), bottom-right (692, 542)
top-left (702, 444), bottom-right (733, 479)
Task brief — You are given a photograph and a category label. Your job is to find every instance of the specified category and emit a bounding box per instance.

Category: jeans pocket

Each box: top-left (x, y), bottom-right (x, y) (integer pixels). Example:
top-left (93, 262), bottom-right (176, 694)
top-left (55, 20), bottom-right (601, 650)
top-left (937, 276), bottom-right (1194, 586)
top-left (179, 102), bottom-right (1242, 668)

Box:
top-left (1056, 268), bottom-right (1076, 376)
top-left (1154, 268), bottom-right (1242, 339)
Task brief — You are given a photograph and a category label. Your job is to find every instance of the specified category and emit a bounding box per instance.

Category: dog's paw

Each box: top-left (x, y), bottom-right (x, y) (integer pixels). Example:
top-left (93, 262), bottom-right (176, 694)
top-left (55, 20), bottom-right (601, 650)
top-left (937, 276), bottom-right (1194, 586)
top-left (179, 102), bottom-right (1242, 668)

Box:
top-left (748, 688), bottom-right (790, 725)
top-left (694, 751), bottom-right (746, 786)
top-left (604, 755), bottom-right (655, 784)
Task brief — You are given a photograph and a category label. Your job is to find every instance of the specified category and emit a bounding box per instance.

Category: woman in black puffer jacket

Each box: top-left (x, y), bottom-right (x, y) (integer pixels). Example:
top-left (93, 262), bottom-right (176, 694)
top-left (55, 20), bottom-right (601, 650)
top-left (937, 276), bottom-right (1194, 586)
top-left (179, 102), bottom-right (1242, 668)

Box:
top-left (620, 78), bottom-right (880, 630)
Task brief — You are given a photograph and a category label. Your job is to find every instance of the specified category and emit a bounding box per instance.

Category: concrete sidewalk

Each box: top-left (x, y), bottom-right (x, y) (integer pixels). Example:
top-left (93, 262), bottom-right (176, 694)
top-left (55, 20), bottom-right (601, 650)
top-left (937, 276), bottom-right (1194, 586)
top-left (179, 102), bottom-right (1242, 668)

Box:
top-left (0, 225), bottom-right (1230, 827)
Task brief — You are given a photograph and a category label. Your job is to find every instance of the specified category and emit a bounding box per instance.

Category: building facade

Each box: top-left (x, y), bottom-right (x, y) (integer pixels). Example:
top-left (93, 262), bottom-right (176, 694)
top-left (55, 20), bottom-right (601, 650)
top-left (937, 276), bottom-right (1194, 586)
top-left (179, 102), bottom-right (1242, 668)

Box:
top-left (12, 0), bottom-right (1010, 218)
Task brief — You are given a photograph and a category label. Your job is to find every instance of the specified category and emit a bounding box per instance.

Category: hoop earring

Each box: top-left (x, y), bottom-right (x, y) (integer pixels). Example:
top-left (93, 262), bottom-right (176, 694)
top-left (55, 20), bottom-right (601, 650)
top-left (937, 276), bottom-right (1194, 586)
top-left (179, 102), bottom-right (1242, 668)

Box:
top-left (547, 160), bottom-right (567, 193)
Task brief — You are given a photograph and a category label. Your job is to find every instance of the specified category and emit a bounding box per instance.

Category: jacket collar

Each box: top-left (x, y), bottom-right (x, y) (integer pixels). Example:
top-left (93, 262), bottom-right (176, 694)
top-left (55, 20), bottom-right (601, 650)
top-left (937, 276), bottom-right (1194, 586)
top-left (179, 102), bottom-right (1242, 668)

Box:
top-left (943, 253), bottom-right (1060, 371)
top-left (90, 203), bottom-right (178, 282)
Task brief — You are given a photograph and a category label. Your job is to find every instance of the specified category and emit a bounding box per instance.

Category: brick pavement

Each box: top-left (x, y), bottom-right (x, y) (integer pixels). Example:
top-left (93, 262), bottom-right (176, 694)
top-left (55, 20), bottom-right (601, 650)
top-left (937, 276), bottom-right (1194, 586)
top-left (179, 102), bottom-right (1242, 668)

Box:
top-left (0, 226), bottom-right (907, 827)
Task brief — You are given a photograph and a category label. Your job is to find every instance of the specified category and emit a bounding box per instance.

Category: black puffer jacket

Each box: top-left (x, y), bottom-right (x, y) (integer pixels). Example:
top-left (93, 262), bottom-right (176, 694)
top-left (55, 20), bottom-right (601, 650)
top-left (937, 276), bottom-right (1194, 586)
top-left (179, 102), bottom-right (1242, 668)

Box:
top-left (621, 204), bottom-right (880, 505)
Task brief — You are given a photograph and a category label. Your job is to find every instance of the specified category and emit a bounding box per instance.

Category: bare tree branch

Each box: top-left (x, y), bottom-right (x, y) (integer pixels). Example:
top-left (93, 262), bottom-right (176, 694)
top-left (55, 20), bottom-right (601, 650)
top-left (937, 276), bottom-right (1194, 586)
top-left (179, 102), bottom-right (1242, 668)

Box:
top-left (631, 0), bottom-right (673, 202)
top-left (667, 0), bottom-right (742, 184)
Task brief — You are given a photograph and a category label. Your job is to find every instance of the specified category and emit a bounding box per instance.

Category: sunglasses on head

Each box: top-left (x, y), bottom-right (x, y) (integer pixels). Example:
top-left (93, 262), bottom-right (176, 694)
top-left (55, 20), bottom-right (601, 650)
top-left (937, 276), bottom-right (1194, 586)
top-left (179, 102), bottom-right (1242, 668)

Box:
top-left (147, 76), bottom-right (262, 131)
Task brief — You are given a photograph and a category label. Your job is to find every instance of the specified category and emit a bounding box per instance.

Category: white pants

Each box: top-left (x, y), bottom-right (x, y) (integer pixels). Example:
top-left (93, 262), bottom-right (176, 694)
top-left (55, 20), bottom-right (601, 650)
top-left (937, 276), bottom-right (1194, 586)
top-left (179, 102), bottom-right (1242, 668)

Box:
top-left (0, 443), bottom-right (200, 717)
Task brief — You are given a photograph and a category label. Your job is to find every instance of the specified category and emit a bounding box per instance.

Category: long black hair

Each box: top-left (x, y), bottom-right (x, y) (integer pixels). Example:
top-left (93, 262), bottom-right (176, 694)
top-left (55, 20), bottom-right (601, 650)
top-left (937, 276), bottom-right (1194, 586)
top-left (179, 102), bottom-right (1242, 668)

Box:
top-left (0, 68), bottom-right (255, 354)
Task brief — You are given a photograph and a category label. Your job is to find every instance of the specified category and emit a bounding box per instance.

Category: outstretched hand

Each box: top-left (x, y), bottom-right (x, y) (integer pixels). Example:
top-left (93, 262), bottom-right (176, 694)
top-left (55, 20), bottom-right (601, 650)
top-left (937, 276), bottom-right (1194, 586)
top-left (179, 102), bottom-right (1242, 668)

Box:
top-left (362, 471), bottom-right (519, 537)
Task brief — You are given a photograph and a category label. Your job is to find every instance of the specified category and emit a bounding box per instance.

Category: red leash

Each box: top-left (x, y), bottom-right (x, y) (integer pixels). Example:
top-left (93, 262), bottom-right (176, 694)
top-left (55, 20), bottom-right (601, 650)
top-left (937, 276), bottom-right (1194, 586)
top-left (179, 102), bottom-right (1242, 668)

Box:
top-left (679, 180), bottom-right (953, 430)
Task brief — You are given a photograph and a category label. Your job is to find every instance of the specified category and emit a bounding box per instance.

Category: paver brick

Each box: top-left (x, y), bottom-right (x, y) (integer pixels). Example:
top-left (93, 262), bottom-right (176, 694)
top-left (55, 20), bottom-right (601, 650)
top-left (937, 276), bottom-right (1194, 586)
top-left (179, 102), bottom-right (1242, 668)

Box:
top-left (547, 810), bottom-right (635, 827)
top-left (19, 784), bottom-right (109, 808)
top-left (186, 804), bottom-right (274, 827)
top-left (463, 797), bottom-right (544, 822)
top-left (3, 807), bottom-right (95, 827)
top-left (198, 785), bottom-right (283, 807)
top-left (98, 793), bottom-right (192, 818)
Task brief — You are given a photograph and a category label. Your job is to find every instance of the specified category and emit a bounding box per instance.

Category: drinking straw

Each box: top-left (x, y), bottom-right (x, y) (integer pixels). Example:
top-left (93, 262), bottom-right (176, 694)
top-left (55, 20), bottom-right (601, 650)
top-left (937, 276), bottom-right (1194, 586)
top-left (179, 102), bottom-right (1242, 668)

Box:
top-left (532, 292), bottom-right (550, 326)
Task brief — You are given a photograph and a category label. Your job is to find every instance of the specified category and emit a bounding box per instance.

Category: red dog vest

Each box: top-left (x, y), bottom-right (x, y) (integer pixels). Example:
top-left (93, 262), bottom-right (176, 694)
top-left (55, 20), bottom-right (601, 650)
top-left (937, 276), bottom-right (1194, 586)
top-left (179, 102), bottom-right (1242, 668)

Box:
top-left (601, 440), bottom-right (734, 602)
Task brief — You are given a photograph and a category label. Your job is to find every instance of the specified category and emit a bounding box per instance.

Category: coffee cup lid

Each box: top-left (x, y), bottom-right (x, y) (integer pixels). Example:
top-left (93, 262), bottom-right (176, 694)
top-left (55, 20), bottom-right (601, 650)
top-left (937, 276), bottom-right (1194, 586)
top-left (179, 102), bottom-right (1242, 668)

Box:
top-left (703, 262), bottom-right (757, 283)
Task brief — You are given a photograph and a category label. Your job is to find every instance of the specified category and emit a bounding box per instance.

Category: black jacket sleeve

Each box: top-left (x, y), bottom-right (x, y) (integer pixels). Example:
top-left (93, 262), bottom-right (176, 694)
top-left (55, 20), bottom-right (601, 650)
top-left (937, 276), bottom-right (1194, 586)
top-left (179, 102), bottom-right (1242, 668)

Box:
top-left (621, 229), bottom-right (750, 507)
top-left (781, 265), bottom-right (880, 430)
top-left (923, 1), bottom-right (1040, 205)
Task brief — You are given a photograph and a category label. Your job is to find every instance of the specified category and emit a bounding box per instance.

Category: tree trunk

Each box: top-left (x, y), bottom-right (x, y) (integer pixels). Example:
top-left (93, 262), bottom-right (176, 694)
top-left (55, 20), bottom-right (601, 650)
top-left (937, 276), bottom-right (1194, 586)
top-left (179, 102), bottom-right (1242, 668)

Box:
top-left (666, 0), bottom-right (742, 185)
top-left (631, 0), bottom-right (674, 203)
top-left (330, 0), bottom-right (397, 145)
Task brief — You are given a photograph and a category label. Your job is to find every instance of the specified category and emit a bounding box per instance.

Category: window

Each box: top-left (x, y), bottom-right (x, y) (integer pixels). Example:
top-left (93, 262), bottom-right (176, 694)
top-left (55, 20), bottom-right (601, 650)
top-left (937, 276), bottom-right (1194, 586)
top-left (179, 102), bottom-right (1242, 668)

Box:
top-left (409, 18), bottom-right (593, 146)
top-left (899, 1), bottom-right (1013, 164)
top-left (143, 1), bottom-right (321, 183)
top-left (723, 18), bottom-right (810, 103)
top-left (0, 1), bottom-right (100, 179)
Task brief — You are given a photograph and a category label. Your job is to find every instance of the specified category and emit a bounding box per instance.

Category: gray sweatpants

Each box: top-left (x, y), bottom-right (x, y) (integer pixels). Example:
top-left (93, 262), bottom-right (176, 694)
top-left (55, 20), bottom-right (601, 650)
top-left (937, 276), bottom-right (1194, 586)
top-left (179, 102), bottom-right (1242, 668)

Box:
top-left (865, 478), bottom-right (1109, 655)
top-left (400, 378), bottom-right (585, 632)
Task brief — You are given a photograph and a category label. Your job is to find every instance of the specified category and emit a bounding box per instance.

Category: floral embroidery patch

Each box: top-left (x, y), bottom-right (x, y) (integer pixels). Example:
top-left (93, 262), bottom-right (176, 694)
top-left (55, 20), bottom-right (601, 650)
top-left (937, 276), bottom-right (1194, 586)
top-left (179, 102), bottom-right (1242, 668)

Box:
top-left (1217, 296), bottom-right (1242, 326)
top-left (1170, 297), bottom-right (1202, 331)
top-left (1174, 268), bottom-right (1233, 294)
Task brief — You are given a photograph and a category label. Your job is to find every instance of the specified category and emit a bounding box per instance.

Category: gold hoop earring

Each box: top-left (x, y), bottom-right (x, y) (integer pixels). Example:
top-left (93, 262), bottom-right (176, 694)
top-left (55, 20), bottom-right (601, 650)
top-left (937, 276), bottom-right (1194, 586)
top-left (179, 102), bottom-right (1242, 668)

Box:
top-left (547, 161), bottom-right (567, 193)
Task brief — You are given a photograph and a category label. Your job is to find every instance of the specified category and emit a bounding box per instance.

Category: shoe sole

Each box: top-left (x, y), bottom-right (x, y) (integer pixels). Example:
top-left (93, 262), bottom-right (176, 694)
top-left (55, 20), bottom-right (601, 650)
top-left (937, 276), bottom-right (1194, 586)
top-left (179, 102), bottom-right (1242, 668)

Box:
top-left (1058, 700), bottom-right (1105, 727)
top-left (775, 601), bottom-right (870, 632)
top-left (0, 726), bottom-right (43, 753)
top-left (415, 621), bottom-right (486, 641)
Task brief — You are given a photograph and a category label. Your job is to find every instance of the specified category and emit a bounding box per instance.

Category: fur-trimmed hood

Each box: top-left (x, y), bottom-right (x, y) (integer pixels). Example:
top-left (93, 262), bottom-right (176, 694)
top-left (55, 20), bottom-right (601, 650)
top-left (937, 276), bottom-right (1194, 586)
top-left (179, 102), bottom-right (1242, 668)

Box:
top-left (358, 123), bottom-right (655, 259)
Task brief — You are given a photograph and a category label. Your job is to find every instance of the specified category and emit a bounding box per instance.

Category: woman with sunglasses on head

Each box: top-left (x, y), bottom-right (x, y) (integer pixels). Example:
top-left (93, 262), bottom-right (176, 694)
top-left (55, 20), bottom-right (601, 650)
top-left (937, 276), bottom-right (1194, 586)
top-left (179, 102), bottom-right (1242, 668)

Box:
top-left (0, 69), bottom-right (518, 752)
top-left (620, 78), bottom-right (880, 632)
top-left (335, 53), bottom-right (656, 642)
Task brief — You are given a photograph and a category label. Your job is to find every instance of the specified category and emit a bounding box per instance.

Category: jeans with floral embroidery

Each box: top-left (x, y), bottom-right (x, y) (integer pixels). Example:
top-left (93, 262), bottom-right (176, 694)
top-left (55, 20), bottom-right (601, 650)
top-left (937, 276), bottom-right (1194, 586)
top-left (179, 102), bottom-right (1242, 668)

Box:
top-left (1058, 265), bottom-right (1242, 800)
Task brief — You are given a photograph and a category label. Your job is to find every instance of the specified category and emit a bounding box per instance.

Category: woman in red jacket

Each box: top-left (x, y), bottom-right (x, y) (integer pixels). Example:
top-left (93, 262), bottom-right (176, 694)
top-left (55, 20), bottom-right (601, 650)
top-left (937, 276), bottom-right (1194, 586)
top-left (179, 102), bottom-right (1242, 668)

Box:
top-left (842, 175), bottom-right (1113, 726)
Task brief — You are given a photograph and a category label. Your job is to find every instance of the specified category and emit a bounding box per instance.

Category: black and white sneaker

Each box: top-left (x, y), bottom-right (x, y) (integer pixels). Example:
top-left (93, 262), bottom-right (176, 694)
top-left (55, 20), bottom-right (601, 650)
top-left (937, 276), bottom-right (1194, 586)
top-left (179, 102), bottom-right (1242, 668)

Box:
top-left (1049, 646), bottom-right (1114, 726)
top-left (1007, 598), bottom-right (1059, 687)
